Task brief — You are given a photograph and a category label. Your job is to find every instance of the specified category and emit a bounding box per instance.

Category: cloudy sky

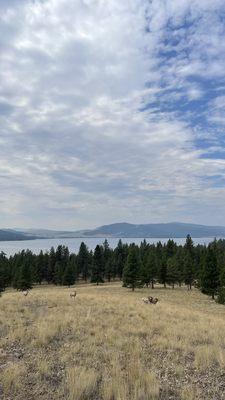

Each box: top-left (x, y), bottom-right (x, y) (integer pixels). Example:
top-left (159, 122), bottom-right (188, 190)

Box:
top-left (1, 0), bottom-right (225, 229)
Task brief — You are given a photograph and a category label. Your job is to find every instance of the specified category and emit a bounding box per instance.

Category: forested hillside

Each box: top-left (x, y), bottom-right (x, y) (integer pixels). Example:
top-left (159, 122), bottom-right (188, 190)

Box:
top-left (1, 236), bottom-right (225, 304)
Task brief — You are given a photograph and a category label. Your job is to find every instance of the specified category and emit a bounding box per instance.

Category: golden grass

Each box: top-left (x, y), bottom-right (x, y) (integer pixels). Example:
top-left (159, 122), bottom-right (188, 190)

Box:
top-left (65, 366), bottom-right (98, 400)
top-left (1, 362), bottom-right (27, 395)
top-left (0, 283), bottom-right (225, 399)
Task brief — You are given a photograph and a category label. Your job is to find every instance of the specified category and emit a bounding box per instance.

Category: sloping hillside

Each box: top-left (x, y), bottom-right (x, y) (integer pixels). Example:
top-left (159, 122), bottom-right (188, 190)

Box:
top-left (0, 230), bottom-right (35, 241)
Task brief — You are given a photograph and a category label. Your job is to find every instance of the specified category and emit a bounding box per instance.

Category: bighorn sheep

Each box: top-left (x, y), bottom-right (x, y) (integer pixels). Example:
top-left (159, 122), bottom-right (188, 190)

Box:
top-left (142, 296), bottom-right (158, 305)
top-left (70, 290), bottom-right (76, 300)
top-left (142, 297), bottom-right (150, 304)
top-left (22, 290), bottom-right (29, 296)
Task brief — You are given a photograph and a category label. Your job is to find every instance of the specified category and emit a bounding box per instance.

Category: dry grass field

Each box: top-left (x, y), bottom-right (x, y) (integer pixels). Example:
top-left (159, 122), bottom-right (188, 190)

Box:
top-left (0, 283), bottom-right (225, 400)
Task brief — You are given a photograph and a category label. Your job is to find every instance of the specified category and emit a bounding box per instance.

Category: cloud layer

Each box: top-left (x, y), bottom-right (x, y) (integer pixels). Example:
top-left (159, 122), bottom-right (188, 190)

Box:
top-left (1, 0), bottom-right (225, 229)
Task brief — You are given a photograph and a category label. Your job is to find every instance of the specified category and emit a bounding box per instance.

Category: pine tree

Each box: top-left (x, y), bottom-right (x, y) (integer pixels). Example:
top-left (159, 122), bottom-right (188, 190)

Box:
top-left (174, 247), bottom-right (185, 286)
top-left (34, 250), bottom-right (45, 284)
top-left (12, 261), bottom-right (21, 290)
top-left (53, 246), bottom-right (69, 285)
top-left (158, 252), bottom-right (167, 288)
top-left (103, 239), bottom-right (111, 264)
top-left (0, 252), bottom-right (9, 294)
top-left (63, 261), bottom-right (76, 287)
top-left (114, 240), bottom-right (127, 279)
top-left (77, 242), bottom-right (90, 281)
top-left (16, 262), bottom-right (32, 291)
top-left (183, 235), bottom-right (196, 289)
top-left (123, 245), bottom-right (142, 291)
top-left (12, 250), bottom-right (33, 290)
top-left (201, 245), bottom-right (220, 299)
top-left (184, 234), bottom-right (194, 256)
top-left (0, 261), bottom-right (5, 295)
top-left (47, 247), bottom-right (56, 284)
top-left (91, 245), bottom-right (104, 285)
top-left (140, 239), bottom-right (150, 265)
top-left (183, 253), bottom-right (195, 290)
top-left (167, 256), bottom-right (179, 288)
top-left (62, 246), bottom-right (70, 269)
top-left (54, 261), bottom-right (64, 285)
top-left (166, 239), bottom-right (177, 258)
top-left (105, 255), bottom-right (116, 282)
top-left (142, 249), bottom-right (158, 288)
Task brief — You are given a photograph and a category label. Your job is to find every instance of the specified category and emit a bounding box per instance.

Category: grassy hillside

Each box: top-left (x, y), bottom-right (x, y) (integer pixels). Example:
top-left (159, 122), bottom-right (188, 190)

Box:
top-left (0, 284), bottom-right (225, 399)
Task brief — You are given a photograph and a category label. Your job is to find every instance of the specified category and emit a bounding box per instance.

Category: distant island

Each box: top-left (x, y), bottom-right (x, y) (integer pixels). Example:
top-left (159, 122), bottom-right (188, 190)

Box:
top-left (1, 222), bottom-right (225, 241)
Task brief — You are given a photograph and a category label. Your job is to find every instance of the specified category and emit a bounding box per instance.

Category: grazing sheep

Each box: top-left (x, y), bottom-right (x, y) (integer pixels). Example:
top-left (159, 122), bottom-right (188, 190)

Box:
top-left (142, 296), bottom-right (159, 305)
top-left (148, 296), bottom-right (153, 303)
top-left (70, 290), bottom-right (77, 300)
top-left (142, 297), bottom-right (150, 304)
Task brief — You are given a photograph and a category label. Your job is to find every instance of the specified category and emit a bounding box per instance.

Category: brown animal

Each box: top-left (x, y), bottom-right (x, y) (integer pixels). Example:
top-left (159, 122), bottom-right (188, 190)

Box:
top-left (70, 290), bottom-right (77, 300)
top-left (142, 296), bottom-right (159, 305)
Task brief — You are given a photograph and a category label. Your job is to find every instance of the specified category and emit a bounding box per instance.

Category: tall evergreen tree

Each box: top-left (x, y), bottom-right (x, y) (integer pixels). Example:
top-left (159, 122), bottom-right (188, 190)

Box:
top-left (12, 250), bottom-right (33, 290)
top-left (16, 262), bottom-right (32, 291)
top-left (77, 242), bottom-right (90, 281)
top-left (183, 253), bottom-right (195, 290)
top-left (34, 250), bottom-right (45, 284)
top-left (166, 239), bottom-right (177, 258)
top-left (114, 239), bottom-right (127, 279)
top-left (102, 239), bottom-right (111, 265)
top-left (158, 252), bottom-right (168, 288)
top-left (91, 245), bottom-right (104, 285)
top-left (183, 234), bottom-right (196, 289)
top-left (123, 245), bottom-right (142, 291)
top-left (184, 234), bottom-right (194, 256)
top-left (54, 261), bottom-right (64, 285)
top-left (167, 256), bottom-right (179, 288)
top-left (201, 244), bottom-right (220, 299)
top-left (142, 248), bottom-right (158, 288)
top-left (140, 239), bottom-right (150, 265)
top-left (63, 261), bottom-right (76, 287)
top-left (105, 255), bottom-right (116, 282)
top-left (0, 251), bottom-right (9, 293)
top-left (46, 247), bottom-right (56, 284)
top-left (173, 247), bottom-right (185, 287)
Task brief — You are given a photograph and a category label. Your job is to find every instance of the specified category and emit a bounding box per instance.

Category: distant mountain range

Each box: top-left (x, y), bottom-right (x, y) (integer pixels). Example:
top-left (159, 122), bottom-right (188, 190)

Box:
top-left (0, 229), bottom-right (36, 241)
top-left (1, 222), bottom-right (225, 241)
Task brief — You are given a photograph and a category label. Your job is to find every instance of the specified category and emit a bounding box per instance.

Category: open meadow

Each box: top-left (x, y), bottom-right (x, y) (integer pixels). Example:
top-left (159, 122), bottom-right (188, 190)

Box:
top-left (0, 283), bottom-right (225, 400)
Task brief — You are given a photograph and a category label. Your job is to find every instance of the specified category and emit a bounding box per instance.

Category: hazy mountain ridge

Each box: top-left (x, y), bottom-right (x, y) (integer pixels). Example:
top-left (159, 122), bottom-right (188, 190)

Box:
top-left (1, 222), bottom-right (225, 241)
top-left (82, 222), bottom-right (225, 238)
top-left (0, 229), bottom-right (36, 241)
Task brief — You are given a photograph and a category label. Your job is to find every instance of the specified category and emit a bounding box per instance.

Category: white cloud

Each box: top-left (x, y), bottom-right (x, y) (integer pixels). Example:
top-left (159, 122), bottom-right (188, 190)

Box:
top-left (0, 0), bottom-right (225, 229)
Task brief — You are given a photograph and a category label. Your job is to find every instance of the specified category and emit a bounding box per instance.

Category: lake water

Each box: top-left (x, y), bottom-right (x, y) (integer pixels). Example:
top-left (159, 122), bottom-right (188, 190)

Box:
top-left (0, 237), bottom-right (220, 256)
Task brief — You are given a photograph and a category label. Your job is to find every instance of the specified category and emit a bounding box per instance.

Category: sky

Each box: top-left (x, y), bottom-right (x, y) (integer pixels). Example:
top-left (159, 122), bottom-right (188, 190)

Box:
top-left (1, 0), bottom-right (225, 230)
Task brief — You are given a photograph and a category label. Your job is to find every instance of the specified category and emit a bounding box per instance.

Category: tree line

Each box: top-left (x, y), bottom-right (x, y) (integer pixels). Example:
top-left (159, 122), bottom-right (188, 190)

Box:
top-left (1, 235), bottom-right (225, 303)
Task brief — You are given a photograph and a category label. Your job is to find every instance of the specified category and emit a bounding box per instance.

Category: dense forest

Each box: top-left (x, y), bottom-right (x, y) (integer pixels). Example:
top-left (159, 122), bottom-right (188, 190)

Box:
top-left (0, 235), bottom-right (225, 304)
